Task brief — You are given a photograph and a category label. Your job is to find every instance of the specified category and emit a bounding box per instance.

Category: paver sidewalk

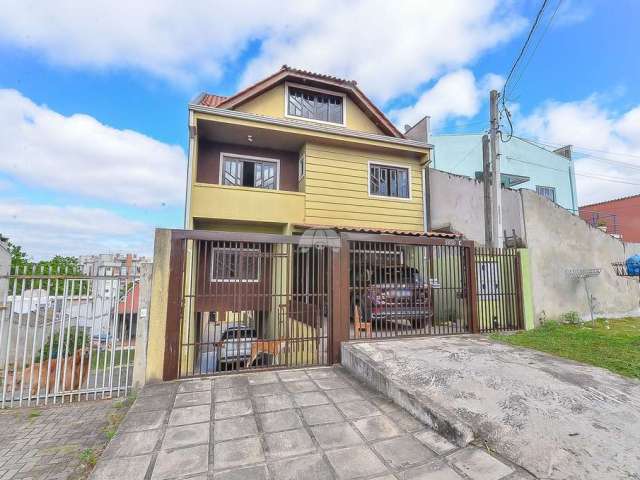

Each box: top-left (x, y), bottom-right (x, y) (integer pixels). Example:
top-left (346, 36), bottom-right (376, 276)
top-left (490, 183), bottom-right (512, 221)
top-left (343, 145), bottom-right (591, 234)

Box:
top-left (0, 398), bottom-right (123, 480)
top-left (91, 367), bottom-right (530, 480)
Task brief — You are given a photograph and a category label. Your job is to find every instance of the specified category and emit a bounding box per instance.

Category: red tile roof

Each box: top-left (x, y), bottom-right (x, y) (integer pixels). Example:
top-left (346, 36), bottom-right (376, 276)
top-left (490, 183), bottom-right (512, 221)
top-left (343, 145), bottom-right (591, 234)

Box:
top-left (294, 224), bottom-right (460, 238)
top-left (194, 65), bottom-right (403, 138)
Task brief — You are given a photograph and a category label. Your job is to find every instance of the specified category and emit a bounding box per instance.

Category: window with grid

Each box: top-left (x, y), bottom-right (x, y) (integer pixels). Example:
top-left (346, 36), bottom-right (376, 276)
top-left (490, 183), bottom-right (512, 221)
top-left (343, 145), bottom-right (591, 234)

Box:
top-left (211, 248), bottom-right (260, 282)
top-left (222, 156), bottom-right (277, 190)
top-left (536, 185), bottom-right (556, 203)
top-left (287, 86), bottom-right (344, 124)
top-left (369, 164), bottom-right (410, 198)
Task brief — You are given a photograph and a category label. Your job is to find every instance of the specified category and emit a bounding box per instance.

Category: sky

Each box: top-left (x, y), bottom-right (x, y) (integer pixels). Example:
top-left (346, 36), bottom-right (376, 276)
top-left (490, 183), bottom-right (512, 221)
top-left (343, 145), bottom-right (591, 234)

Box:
top-left (0, 0), bottom-right (639, 259)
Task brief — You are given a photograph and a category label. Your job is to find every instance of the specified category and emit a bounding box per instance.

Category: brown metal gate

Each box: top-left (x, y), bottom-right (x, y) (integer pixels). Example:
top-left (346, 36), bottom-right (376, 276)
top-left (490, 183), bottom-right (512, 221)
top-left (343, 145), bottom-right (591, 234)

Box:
top-left (162, 230), bottom-right (524, 379)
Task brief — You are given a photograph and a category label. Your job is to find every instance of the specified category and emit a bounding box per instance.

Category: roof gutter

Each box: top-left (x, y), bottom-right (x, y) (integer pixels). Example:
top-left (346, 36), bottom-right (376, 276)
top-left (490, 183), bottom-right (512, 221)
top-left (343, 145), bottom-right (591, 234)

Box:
top-left (189, 103), bottom-right (432, 152)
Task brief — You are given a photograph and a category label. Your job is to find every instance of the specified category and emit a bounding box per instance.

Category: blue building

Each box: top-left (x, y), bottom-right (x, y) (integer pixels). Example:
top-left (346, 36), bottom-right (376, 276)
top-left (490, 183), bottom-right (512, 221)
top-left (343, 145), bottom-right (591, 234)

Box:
top-left (430, 134), bottom-right (578, 213)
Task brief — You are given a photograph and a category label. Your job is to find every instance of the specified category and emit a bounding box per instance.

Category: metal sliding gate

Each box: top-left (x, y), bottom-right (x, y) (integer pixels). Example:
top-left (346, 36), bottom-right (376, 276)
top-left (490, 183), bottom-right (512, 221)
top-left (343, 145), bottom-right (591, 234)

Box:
top-left (165, 230), bottom-right (524, 379)
top-left (0, 266), bottom-right (138, 408)
top-left (166, 231), bottom-right (332, 379)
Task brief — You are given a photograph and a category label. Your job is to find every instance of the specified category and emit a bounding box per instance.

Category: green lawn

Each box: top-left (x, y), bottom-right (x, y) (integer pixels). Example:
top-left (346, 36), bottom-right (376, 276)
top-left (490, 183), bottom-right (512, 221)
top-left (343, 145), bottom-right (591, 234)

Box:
top-left (490, 317), bottom-right (640, 379)
top-left (90, 349), bottom-right (135, 370)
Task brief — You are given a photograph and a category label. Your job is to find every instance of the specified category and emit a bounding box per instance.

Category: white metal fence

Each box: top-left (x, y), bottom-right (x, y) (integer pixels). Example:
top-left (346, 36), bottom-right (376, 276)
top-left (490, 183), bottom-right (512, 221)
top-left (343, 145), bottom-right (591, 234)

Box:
top-left (0, 265), bottom-right (139, 408)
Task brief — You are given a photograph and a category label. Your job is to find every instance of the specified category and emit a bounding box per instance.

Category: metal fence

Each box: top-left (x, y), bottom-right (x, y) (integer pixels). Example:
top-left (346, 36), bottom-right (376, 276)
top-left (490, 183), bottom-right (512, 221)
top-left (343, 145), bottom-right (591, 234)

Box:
top-left (0, 265), bottom-right (138, 408)
top-left (475, 248), bottom-right (523, 333)
top-left (166, 231), bottom-right (332, 379)
top-left (347, 235), bottom-right (474, 339)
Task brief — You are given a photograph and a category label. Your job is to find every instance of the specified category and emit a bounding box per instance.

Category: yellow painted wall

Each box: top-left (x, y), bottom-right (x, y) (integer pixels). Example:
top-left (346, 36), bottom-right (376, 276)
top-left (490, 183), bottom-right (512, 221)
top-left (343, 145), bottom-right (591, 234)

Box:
top-left (234, 84), bottom-right (385, 135)
top-left (303, 143), bottom-right (425, 231)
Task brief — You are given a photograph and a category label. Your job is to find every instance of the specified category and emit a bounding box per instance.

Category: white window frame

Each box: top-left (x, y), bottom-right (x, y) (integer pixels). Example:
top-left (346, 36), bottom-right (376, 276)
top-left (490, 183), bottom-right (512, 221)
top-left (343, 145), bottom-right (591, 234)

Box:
top-left (536, 185), bottom-right (556, 203)
top-left (367, 160), bottom-right (412, 201)
top-left (210, 247), bottom-right (261, 283)
top-left (219, 152), bottom-right (281, 190)
top-left (284, 81), bottom-right (347, 127)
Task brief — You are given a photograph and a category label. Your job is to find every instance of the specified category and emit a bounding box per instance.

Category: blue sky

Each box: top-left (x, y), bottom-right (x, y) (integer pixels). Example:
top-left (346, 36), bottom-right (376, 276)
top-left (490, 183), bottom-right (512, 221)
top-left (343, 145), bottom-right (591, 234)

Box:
top-left (0, 0), bottom-right (638, 259)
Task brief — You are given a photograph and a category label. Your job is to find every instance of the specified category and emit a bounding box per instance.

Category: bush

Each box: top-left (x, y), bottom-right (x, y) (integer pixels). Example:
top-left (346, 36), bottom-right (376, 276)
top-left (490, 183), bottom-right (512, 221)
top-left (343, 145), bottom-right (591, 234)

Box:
top-left (560, 311), bottom-right (581, 325)
top-left (35, 327), bottom-right (88, 362)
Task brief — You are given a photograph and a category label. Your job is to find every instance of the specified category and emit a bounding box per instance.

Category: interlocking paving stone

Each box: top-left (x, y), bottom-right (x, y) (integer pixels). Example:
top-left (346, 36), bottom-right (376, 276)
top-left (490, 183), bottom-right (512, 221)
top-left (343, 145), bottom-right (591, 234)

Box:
top-left (335, 399), bottom-right (381, 419)
top-left (162, 422), bottom-right (209, 450)
top-left (90, 454), bottom-right (152, 480)
top-left (258, 409), bottom-right (303, 433)
top-left (326, 445), bottom-right (389, 479)
top-left (388, 409), bottom-right (426, 433)
top-left (168, 404), bottom-right (211, 426)
top-left (151, 444), bottom-right (209, 480)
top-left (174, 390), bottom-right (212, 408)
top-left (214, 416), bottom-right (258, 442)
top-left (252, 395), bottom-right (293, 414)
top-left (213, 464), bottom-right (269, 480)
top-left (269, 453), bottom-right (334, 480)
top-left (311, 422), bottom-right (363, 450)
top-left (103, 430), bottom-right (162, 458)
top-left (413, 430), bottom-right (457, 455)
top-left (448, 448), bottom-right (514, 480)
top-left (352, 415), bottom-right (402, 442)
top-left (214, 386), bottom-right (249, 403)
top-left (372, 435), bottom-right (436, 469)
top-left (213, 376), bottom-right (249, 390)
top-left (213, 436), bottom-right (265, 470)
top-left (138, 382), bottom-right (179, 397)
top-left (283, 380), bottom-right (317, 393)
top-left (291, 391), bottom-right (329, 407)
top-left (305, 368), bottom-right (338, 379)
top-left (264, 428), bottom-right (316, 460)
top-left (301, 404), bottom-right (343, 426)
top-left (215, 399), bottom-right (253, 419)
top-left (399, 459), bottom-right (465, 480)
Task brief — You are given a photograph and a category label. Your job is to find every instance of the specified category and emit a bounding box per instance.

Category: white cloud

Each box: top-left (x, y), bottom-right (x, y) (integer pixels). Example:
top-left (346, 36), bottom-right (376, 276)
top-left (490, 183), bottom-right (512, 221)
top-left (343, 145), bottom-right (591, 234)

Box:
top-left (0, 89), bottom-right (186, 208)
top-left (518, 96), bottom-right (640, 205)
top-left (389, 70), bottom-right (503, 130)
top-left (0, 201), bottom-right (152, 260)
top-left (0, 1), bottom-right (524, 101)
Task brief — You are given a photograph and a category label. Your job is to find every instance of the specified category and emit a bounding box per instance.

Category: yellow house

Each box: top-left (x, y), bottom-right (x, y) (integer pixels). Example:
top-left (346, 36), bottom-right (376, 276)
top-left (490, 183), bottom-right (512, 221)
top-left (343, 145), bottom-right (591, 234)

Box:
top-left (186, 65), bottom-right (432, 235)
top-left (164, 66), bottom-right (435, 378)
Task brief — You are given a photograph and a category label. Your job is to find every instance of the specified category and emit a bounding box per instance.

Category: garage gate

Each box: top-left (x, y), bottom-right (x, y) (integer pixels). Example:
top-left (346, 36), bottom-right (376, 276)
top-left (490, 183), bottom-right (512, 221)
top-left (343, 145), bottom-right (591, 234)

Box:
top-left (163, 230), bottom-right (524, 379)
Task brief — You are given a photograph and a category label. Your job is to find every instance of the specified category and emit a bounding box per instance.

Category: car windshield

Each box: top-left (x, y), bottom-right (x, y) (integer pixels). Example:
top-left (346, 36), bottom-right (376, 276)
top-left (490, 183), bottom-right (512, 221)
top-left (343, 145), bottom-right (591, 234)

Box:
top-left (370, 267), bottom-right (422, 285)
top-left (221, 329), bottom-right (257, 341)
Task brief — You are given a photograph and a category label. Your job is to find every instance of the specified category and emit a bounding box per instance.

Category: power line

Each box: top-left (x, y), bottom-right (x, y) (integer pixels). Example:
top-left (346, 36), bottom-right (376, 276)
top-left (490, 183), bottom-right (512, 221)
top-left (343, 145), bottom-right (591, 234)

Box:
top-left (519, 136), bottom-right (640, 161)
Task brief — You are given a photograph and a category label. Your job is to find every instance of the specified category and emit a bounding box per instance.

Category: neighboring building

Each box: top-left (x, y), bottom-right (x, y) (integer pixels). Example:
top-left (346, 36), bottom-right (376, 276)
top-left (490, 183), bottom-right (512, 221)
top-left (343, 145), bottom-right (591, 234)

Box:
top-left (579, 193), bottom-right (640, 242)
top-left (186, 65), bottom-right (431, 234)
top-left (430, 134), bottom-right (578, 213)
top-left (78, 253), bottom-right (151, 298)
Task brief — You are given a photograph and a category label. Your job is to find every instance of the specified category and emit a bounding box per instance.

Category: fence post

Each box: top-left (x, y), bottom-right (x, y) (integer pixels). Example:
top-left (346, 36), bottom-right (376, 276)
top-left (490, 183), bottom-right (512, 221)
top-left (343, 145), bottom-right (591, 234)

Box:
top-left (163, 236), bottom-right (185, 381)
top-left (131, 262), bottom-right (153, 389)
top-left (329, 234), bottom-right (350, 364)
top-left (467, 244), bottom-right (480, 333)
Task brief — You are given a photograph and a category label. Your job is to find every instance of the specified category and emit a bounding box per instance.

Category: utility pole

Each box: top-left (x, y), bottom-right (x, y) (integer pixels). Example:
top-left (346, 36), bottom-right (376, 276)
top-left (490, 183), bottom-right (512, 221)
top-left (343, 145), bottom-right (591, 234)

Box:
top-left (489, 90), bottom-right (503, 248)
top-left (482, 134), bottom-right (492, 246)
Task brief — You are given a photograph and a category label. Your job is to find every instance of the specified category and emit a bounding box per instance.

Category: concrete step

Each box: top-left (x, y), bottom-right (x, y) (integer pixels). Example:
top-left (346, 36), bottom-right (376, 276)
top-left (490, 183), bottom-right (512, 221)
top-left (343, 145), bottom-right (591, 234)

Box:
top-left (341, 340), bottom-right (475, 447)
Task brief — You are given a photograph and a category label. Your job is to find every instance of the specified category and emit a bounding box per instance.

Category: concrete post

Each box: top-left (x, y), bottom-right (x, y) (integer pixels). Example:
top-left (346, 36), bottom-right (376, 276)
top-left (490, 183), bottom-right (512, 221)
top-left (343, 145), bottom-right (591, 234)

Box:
top-left (132, 262), bottom-right (153, 389)
top-left (145, 229), bottom-right (172, 383)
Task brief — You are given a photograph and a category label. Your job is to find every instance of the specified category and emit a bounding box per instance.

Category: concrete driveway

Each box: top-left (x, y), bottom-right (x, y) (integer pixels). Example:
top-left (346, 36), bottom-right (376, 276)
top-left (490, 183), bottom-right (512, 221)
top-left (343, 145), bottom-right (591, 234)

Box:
top-left (343, 336), bottom-right (640, 480)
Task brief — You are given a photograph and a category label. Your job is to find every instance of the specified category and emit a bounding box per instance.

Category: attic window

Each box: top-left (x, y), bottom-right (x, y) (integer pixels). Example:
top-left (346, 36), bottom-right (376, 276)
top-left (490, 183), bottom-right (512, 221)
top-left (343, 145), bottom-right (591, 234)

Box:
top-left (286, 84), bottom-right (344, 125)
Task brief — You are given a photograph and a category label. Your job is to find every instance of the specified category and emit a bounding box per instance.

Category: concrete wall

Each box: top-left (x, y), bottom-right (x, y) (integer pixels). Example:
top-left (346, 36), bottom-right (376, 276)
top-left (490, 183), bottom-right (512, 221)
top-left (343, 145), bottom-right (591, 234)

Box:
top-left (132, 262), bottom-right (153, 388)
top-left (520, 189), bottom-right (639, 322)
top-left (429, 169), bottom-right (524, 244)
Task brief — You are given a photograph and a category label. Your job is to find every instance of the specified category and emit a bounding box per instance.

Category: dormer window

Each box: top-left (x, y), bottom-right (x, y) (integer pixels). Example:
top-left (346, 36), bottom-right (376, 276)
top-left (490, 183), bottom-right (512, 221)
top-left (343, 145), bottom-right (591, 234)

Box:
top-left (286, 83), bottom-right (345, 125)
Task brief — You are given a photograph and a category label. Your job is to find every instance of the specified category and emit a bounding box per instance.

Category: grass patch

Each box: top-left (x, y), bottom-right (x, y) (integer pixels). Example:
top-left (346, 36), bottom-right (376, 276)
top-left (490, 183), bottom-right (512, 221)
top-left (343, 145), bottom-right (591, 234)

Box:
top-left (90, 349), bottom-right (135, 370)
top-left (490, 317), bottom-right (640, 379)
top-left (27, 409), bottom-right (42, 420)
top-left (79, 448), bottom-right (98, 468)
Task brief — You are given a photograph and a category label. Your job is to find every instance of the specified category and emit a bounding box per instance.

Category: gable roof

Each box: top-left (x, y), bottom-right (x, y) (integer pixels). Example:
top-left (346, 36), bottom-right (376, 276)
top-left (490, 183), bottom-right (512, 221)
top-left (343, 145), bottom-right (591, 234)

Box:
top-left (195, 65), bottom-right (403, 138)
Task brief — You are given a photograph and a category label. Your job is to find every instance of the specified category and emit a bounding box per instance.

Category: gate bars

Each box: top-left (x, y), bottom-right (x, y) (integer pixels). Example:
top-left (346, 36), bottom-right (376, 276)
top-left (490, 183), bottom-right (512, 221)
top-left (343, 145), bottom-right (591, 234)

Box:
top-left (163, 230), bottom-right (525, 380)
top-left (0, 265), bottom-right (138, 408)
